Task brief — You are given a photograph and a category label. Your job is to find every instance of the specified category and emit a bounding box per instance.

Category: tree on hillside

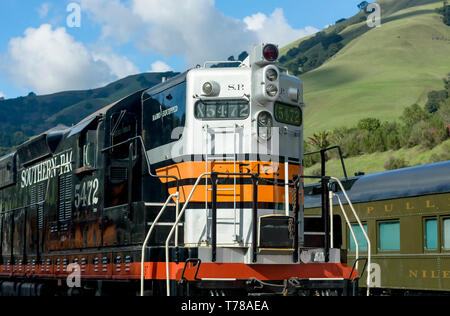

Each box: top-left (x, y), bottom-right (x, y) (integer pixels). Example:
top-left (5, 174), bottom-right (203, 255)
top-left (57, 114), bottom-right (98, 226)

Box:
top-left (238, 51), bottom-right (249, 61)
top-left (357, 1), bottom-right (369, 11)
top-left (307, 131), bottom-right (331, 150)
top-left (437, 1), bottom-right (450, 25)
top-left (426, 90), bottom-right (448, 113)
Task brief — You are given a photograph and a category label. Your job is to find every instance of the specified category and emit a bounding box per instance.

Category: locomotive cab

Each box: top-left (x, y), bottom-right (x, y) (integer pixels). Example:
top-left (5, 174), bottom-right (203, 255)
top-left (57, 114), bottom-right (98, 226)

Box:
top-left (141, 44), bottom-right (306, 265)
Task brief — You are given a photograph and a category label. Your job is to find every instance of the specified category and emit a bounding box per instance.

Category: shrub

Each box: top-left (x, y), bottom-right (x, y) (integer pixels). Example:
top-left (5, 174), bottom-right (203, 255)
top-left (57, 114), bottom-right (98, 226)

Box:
top-left (357, 118), bottom-right (381, 132)
top-left (429, 152), bottom-right (450, 164)
top-left (310, 168), bottom-right (322, 177)
top-left (437, 98), bottom-right (450, 125)
top-left (401, 104), bottom-right (430, 128)
top-left (406, 119), bottom-right (446, 149)
top-left (304, 141), bottom-right (320, 168)
top-left (384, 156), bottom-right (409, 170)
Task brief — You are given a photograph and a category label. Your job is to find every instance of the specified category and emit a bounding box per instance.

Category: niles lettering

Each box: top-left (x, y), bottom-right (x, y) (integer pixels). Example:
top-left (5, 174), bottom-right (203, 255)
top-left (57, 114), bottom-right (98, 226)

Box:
top-left (21, 151), bottom-right (73, 188)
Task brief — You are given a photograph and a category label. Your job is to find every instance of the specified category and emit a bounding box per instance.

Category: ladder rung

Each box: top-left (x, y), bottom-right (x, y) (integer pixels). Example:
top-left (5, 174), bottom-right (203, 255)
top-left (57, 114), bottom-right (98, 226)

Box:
top-left (145, 202), bottom-right (176, 207)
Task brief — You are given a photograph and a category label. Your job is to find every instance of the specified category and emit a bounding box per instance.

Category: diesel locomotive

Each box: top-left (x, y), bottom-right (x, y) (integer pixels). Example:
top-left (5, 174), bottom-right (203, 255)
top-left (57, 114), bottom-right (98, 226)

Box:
top-left (0, 44), bottom-right (361, 296)
top-left (305, 160), bottom-right (450, 295)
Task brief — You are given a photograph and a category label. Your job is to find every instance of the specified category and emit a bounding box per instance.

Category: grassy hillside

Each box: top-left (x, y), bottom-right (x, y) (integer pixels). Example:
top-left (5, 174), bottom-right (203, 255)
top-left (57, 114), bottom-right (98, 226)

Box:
top-left (281, 0), bottom-right (450, 137)
top-left (305, 139), bottom-right (450, 184)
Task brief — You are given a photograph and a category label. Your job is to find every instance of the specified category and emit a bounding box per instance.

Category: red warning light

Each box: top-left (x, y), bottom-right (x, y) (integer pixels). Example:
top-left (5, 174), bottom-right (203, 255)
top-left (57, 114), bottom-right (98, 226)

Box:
top-left (263, 44), bottom-right (279, 62)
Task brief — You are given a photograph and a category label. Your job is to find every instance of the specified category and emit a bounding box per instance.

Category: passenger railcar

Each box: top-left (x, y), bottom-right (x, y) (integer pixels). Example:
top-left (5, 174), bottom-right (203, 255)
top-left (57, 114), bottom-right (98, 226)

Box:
top-left (0, 44), bottom-right (359, 296)
top-left (305, 161), bottom-right (450, 295)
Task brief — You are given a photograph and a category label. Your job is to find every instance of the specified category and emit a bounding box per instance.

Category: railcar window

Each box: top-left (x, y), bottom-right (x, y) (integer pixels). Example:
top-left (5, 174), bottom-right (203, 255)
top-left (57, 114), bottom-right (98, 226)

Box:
top-left (379, 222), bottom-right (400, 251)
top-left (83, 130), bottom-right (97, 168)
top-left (194, 100), bottom-right (249, 120)
top-left (443, 219), bottom-right (450, 250)
top-left (349, 224), bottom-right (368, 252)
top-left (143, 82), bottom-right (187, 150)
top-left (110, 112), bottom-right (137, 159)
top-left (425, 219), bottom-right (438, 250)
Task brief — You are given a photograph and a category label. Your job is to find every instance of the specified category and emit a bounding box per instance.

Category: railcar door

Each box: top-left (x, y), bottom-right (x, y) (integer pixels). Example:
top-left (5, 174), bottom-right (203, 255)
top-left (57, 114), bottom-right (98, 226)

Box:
top-left (103, 109), bottom-right (143, 246)
top-left (1, 209), bottom-right (12, 268)
top-left (71, 120), bottom-right (103, 249)
top-left (141, 81), bottom-right (187, 245)
top-left (0, 208), bottom-right (3, 265)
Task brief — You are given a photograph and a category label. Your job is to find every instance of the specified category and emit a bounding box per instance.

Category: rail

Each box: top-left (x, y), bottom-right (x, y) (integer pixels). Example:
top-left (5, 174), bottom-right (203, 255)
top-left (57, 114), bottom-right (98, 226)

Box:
top-left (165, 172), bottom-right (210, 296)
top-left (102, 135), bottom-right (180, 193)
top-left (140, 192), bottom-right (179, 296)
top-left (329, 177), bottom-right (371, 297)
top-left (330, 192), bottom-right (359, 270)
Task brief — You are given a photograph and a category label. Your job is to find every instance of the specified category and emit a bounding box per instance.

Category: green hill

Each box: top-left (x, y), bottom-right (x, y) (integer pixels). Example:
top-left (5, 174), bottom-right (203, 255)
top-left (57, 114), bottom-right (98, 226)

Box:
top-left (0, 72), bottom-right (177, 154)
top-left (280, 0), bottom-right (450, 179)
top-left (281, 0), bottom-right (450, 136)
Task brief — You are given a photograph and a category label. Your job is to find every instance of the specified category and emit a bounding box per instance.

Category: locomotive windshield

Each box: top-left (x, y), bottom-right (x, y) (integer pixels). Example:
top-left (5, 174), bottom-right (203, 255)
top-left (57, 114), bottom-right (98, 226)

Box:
top-left (142, 81), bottom-right (187, 150)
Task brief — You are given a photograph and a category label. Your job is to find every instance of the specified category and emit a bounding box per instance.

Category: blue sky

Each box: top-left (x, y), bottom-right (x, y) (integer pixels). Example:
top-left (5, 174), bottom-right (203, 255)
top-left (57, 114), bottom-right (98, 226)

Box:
top-left (0, 0), bottom-right (363, 99)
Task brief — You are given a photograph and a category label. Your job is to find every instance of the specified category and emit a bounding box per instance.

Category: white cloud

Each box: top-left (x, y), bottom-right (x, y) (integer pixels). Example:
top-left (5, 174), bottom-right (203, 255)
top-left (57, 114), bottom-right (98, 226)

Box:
top-left (79, 1), bottom-right (318, 66)
top-left (3, 24), bottom-right (139, 94)
top-left (244, 13), bottom-right (267, 31)
top-left (150, 61), bottom-right (172, 73)
top-left (79, 0), bottom-right (142, 43)
top-left (131, 0), bottom-right (256, 65)
top-left (92, 48), bottom-right (139, 78)
top-left (38, 3), bottom-right (51, 19)
top-left (243, 9), bottom-right (319, 47)
top-left (0, 92), bottom-right (4, 99)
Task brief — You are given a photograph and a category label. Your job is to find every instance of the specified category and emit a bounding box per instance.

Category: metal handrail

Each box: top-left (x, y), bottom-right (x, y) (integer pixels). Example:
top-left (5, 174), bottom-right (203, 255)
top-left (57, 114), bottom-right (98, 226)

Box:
top-left (102, 135), bottom-right (180, 192)
top-left (164, 171), bottom-right (259, 296)
top-left (140, 192), bottom-right (179, 296)
top-left (165, 172), bottom-right (211, 296)
top-left (330, 177), bottom-right (371, 297)
top-left (331, 192), bottom-right (360, 271)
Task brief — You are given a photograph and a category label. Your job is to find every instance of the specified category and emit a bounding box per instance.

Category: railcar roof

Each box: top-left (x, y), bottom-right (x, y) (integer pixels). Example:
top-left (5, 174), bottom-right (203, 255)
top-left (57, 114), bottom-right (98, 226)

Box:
top-left (305, 161), bottom-right (450, 208)
top-left (78, 89), bottom-right (146, 125)
top-left (143, 72), bottom-right (187, 96)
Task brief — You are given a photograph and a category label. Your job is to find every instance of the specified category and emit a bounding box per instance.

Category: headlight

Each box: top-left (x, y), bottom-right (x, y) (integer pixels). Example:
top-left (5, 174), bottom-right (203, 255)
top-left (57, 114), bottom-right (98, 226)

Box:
top-left (266, 68), bottom-right (278, 82)
top-left (203, 82), bottom-right (213, 95)
top-left (202, 81), bottom-right (220, 96)
top-left (257, 111), bottom-right (273, 141)
top-left (266, 84), bottom-right (279, 97)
